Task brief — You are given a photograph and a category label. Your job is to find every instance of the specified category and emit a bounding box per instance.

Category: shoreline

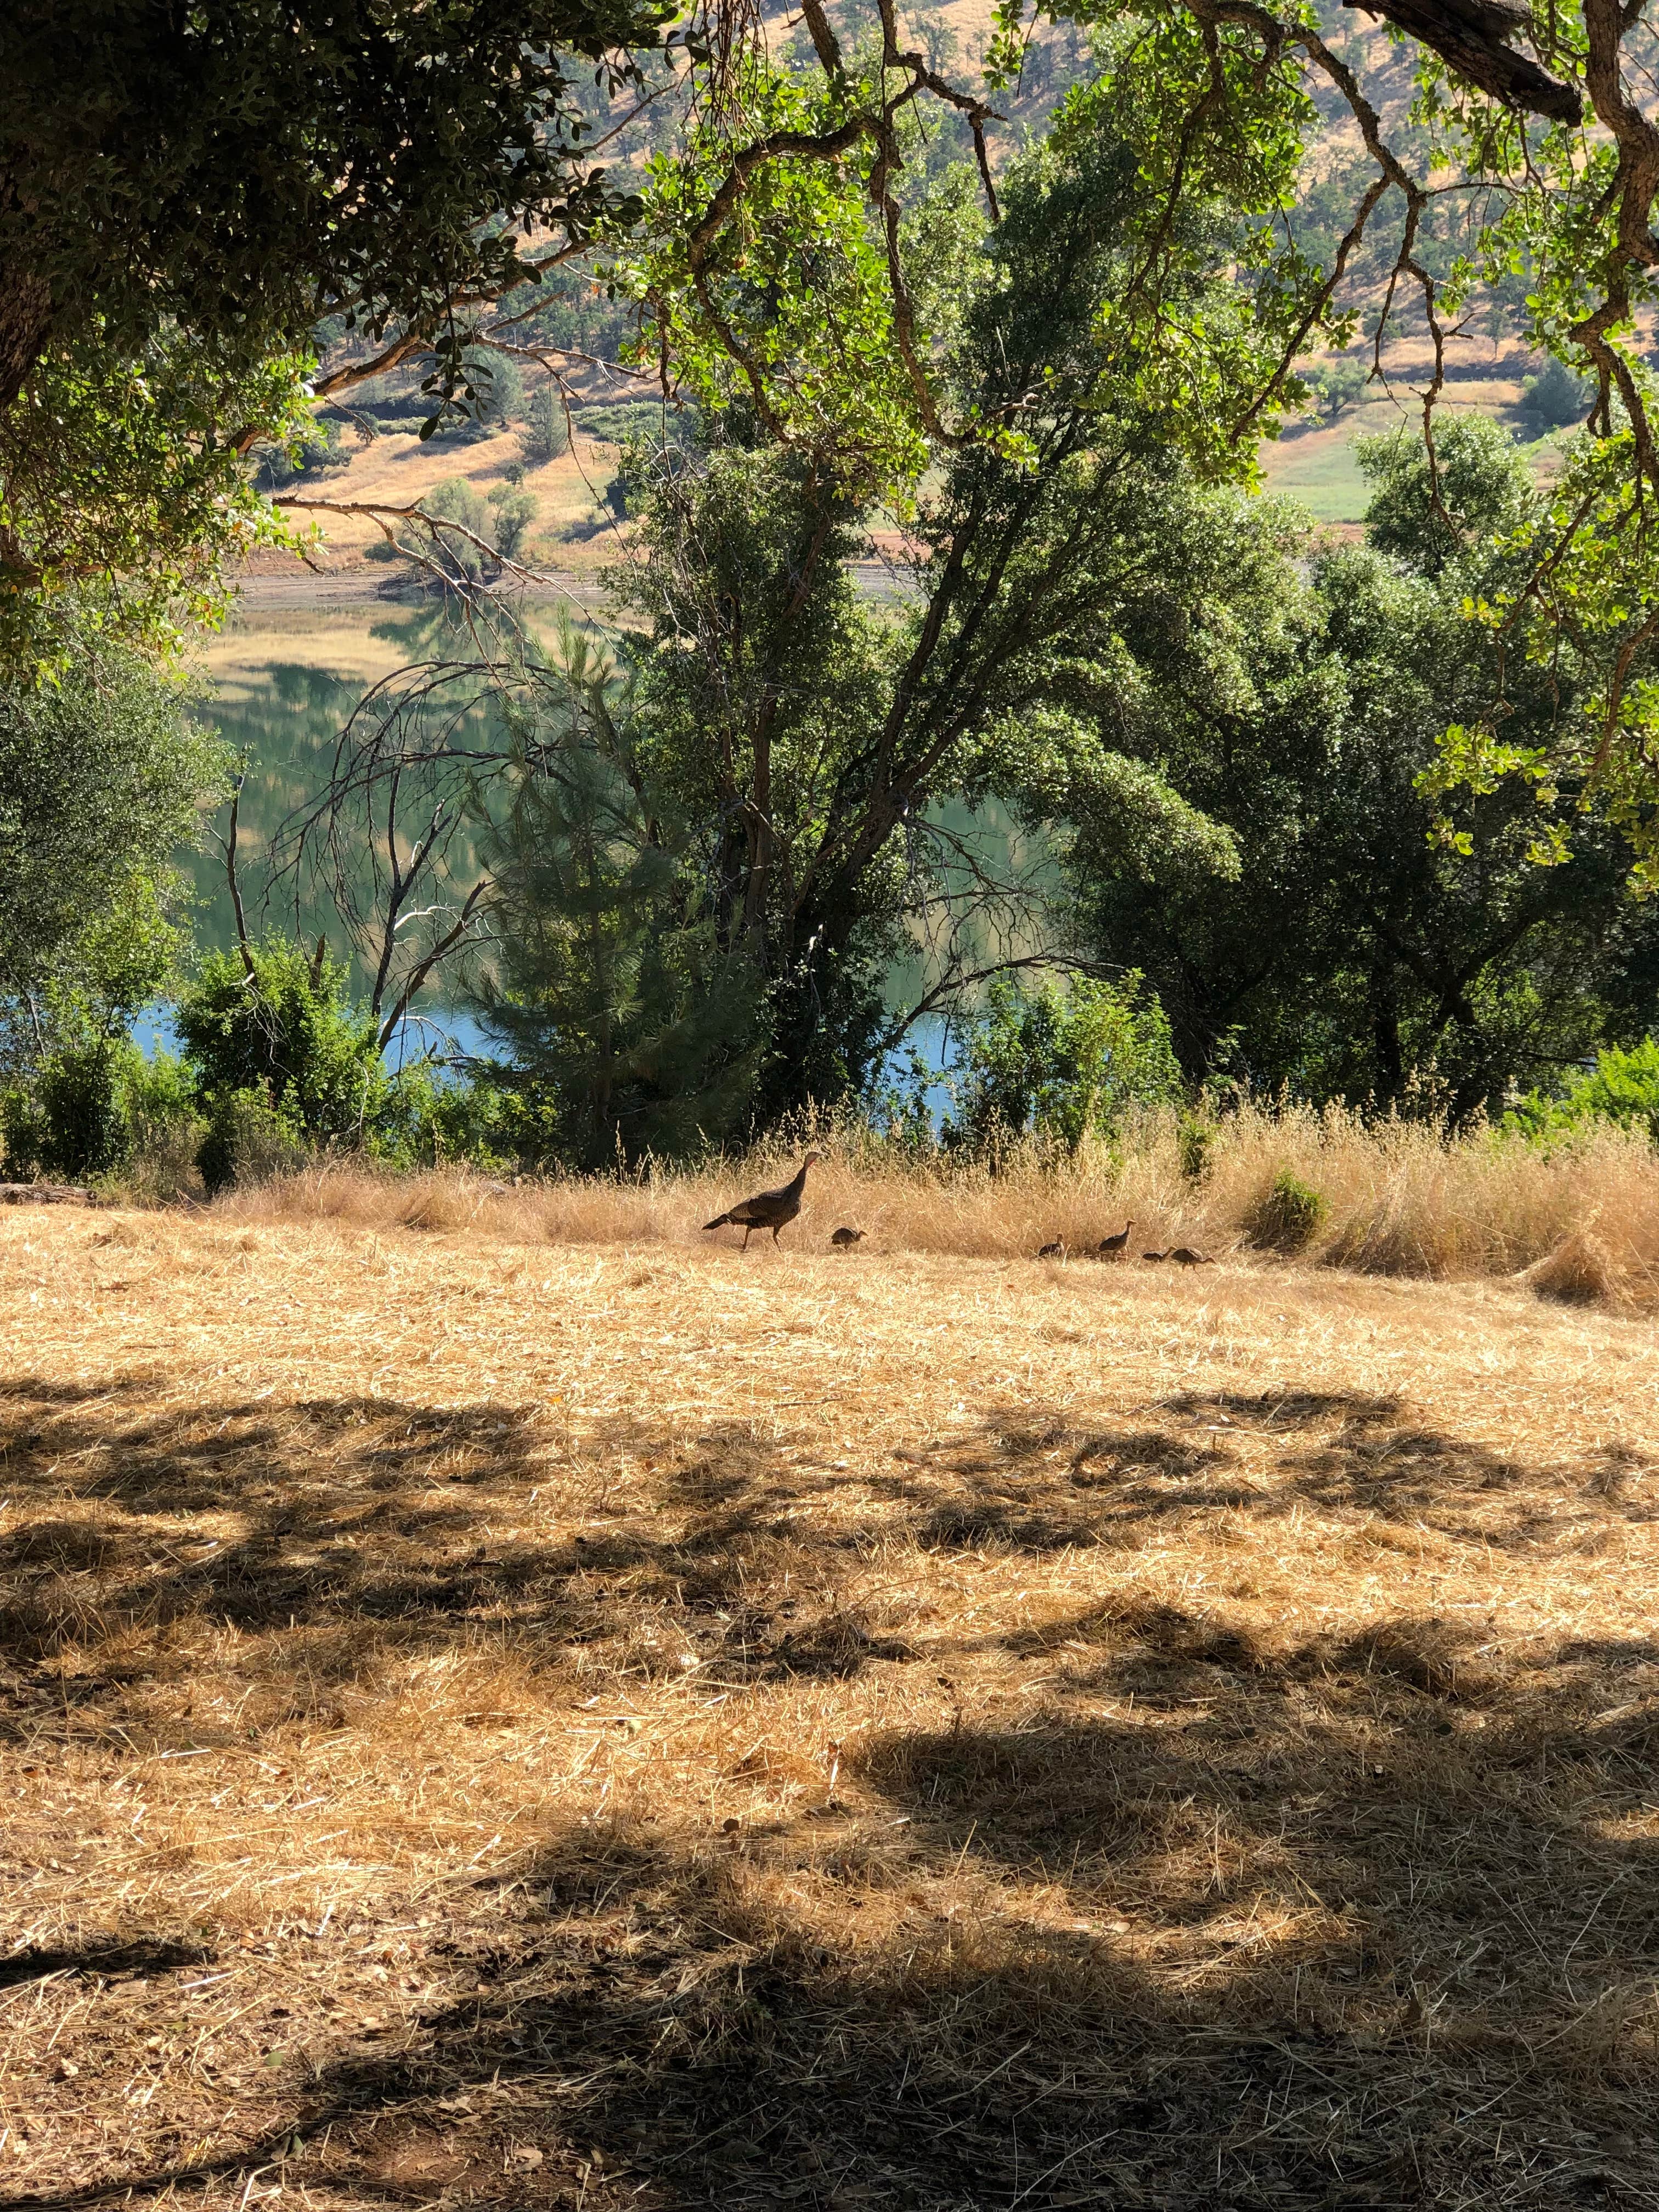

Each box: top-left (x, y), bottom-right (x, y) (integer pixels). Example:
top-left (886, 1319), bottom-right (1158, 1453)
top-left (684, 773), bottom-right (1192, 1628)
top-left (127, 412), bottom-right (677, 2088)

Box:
top-left (228, 555), bottom-right (917, 618)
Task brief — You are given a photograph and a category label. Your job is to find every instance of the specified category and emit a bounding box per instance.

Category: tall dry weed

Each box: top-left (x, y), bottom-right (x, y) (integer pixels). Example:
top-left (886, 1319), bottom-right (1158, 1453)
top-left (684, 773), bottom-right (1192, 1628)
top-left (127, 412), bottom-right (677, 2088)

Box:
top-left (204, 1099), bottom-right (1659, 1304)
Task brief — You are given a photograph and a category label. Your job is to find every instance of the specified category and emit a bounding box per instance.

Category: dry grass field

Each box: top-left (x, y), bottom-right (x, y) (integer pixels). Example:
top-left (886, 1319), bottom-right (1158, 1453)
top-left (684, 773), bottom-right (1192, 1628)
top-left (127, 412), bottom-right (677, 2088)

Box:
top-left (3, 1192), bottom-right (1658, 2211)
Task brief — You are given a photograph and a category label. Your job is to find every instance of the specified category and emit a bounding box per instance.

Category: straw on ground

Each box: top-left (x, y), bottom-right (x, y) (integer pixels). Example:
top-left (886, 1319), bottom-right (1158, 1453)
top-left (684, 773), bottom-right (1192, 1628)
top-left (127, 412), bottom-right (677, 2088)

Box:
top-left (2, 1199), bottom-right (1657, 2209)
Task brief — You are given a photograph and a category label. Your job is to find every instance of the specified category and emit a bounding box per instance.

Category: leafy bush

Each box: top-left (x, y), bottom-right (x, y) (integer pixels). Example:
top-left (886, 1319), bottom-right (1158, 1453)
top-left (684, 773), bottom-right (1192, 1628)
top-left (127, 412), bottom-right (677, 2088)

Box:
top-left (374, 1065), bottom-right (516, 1172)
top-left (2, 1039), bottom-right (139, 1180)
top-left (0, 1038), bottom-right (201, 1185)
top-left (121, 1054), bottom-right (206, 1203)
top-left (1247, 1169), bottom-right (1329, 1252)
top-left (946, 974), bottom-right (1183, 1157)
top-left (1505, 1040), bottom-right (1659, 1147)
top-left (0, 1083), bottom-right (48, 1178)
top-left (198, 1085), bottom-right (307, 1198)
top-left (33, 1039), bottom-right (138, 1178)
top-left (176, 939), bottom-right (388, 1187)
top-left (1180, 1117), bottom-right (1218, 1182)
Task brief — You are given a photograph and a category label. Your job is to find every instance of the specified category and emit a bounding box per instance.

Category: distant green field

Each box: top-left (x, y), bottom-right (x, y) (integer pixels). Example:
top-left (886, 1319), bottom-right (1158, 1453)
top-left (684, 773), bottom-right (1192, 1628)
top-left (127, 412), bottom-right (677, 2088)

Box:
top-left (1260, 403), bottom-right (1559, 525)
top-left (1259, 430), bottom-right (1374, 522)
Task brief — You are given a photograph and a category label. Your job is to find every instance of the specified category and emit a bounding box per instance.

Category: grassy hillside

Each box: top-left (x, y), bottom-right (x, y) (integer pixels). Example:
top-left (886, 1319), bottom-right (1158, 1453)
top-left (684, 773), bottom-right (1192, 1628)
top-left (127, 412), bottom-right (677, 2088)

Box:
top-left (260, 337), bottom-right (1570, 583)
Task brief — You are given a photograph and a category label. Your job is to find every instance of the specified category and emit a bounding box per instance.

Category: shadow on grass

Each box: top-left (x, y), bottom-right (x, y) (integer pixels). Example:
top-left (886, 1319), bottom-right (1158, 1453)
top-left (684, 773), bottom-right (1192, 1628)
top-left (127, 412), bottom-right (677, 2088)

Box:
top-left (0, 1939), bottom-right (215, 1991)
top-left (18, 1668), bottom-right (1658, 2210)
top-left (3, 1376), bottom-right (1659, 2208)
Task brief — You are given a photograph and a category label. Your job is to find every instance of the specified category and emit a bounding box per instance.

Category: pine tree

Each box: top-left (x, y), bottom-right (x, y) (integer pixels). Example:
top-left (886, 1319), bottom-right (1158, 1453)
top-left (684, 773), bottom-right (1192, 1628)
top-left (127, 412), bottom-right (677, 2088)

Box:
top-left (477, 636), bottom-right (761, 1170)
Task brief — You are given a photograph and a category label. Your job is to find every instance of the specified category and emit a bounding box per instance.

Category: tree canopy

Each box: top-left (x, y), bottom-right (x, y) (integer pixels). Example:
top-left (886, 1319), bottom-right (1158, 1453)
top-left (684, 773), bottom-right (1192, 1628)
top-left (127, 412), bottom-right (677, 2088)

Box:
top-left (0, 0), bottom-right (667, 412)
top-left (1067, 417), bottom-right (1659, 1115)
top-left (0, 616), bottom-right (228, 1060)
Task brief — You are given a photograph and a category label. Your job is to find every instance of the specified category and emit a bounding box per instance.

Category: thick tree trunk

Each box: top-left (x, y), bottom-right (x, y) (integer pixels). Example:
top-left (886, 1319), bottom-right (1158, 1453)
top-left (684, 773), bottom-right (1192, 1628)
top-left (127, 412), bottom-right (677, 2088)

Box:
top-left (0, 273), bottom-right (51, 413)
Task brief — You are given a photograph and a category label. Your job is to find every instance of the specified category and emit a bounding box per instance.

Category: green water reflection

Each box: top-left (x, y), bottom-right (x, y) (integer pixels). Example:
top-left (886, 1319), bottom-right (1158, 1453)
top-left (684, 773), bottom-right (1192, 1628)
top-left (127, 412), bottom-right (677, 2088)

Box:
top-left (192, 595), bottom-right (1056, 1033)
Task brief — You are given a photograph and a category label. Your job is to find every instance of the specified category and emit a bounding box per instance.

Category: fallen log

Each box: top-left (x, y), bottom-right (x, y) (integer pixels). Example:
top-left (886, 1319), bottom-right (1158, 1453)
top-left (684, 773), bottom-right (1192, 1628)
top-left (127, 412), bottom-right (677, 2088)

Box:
top-left (0, 1182), bottom-right (98, 1206)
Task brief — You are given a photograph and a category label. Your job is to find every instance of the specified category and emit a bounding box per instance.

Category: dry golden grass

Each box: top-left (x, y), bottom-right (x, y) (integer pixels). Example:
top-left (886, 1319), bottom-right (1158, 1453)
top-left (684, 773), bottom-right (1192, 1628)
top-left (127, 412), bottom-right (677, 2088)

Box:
top-left (261, 425), bottom-right (628, 574)
top-left (211, 1099), bottom-right (1659, 1305)
top-left (3, 1198), bottom-right (1659, 2209)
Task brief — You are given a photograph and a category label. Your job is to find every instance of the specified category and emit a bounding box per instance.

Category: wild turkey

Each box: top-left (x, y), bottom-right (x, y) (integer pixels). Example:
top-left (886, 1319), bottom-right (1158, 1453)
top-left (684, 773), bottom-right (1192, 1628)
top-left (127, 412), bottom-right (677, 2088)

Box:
top-left (703, 1153), bottom-right (823, 1249)
top-left (1097, 1221), bottom-right (1133, 1257)
top-left (1037, 1240), bottom-right (1067, 1259)
top-left (1169, 1246), bottom-right (1214, 1266)
top-left (831, 1226), bottom-right (865, 1249)
top-left (1142, 1249), bottom-right (1167, 1262)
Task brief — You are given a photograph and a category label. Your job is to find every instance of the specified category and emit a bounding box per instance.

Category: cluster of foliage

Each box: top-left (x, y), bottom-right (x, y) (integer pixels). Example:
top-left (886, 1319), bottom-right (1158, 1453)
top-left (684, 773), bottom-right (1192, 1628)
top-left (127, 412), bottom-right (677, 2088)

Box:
top-left (366, 477), bottom-right (542, 583)
top-left (1504, 1040), bottom-right (1659, 1150)
top-left (941, 974), bottom-right (1182, 1155)
top-left (0, 0), bottom-right (665, 674)
top-left (262, 83), bottom-right (1659, 1161)
top-left (476, 637), bottom-right (765, 1170)
top-left (534, 103), bottom-right (1267, 1142)
top-left (0, 618), bottom-right (227, 1068)
top-left (2, 936), bottom-right (518, 1193)
top-left (16, 0), bottom-right (1659, 1188)
top-left (1245, 1169), bottom-right (1329, 1254)
top-left (1068, 416), bottom-right (1659, 1119)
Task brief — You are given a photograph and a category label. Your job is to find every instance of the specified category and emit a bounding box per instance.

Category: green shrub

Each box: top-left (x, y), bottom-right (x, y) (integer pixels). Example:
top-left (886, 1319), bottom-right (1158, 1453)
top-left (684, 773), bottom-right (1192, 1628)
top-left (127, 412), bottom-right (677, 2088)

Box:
top-left (1, 1040), bottom-right (204, 1189)
top-left (1248, 1169), bottom-right (1329, 1252)
top-left (1505, 1040), bottom-right (1659, 1148)
top-left (177, 939), bottom-right (387, 1189)
top-left (120, 1051), bottom-right (204, 1201)
top-left (198, 1086), bottom-right (307, 1198)
top-left (1179, 1117), bottom-right (1216, 1183)
top-left (1, 1037), bottom-right (143, 1180)
top-left (39, 1039), bottom-right (139, 1178)
top-left (178, 940), bottom-right (386, 1134)
top-left (0, 1084), bottom-right (48, 1178)
top-left (947, 974), bottom-right (1183, 1158)
top-left (373, 1064), bottom-right (516, 1171)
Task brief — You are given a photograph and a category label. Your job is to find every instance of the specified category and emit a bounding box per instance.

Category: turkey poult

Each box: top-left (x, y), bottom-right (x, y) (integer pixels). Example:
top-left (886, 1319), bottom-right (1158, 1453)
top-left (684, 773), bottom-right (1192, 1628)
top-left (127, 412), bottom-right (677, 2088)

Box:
top-left (1169, 1246), bottom-right (1214, 1266)
top-left (702, 1153), bottom-right (824, 1249)
top-left (830, 1226), bottom-right (865, 1250)
top-left (1097, 1221), bottom-right (1133, 1257)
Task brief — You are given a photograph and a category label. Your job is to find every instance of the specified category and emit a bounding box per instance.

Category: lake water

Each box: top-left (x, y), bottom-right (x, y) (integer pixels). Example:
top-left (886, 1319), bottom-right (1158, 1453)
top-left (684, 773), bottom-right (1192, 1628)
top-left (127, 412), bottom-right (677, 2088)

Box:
top-left (180, 585), bottom-right (1052, 1101)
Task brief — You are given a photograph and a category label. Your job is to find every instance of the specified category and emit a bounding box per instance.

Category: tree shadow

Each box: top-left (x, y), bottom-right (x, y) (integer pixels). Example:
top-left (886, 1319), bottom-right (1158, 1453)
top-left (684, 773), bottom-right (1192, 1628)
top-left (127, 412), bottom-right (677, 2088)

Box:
top-left (0, 1939), bottom-right (214, 1992)
top-left (6, 1378), bottom-right (1659, 2207)
top-left (878, 1388), bottom-right (1655, 1562)
top-left (22, 1646), bottom-right (1657, 2210)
